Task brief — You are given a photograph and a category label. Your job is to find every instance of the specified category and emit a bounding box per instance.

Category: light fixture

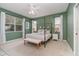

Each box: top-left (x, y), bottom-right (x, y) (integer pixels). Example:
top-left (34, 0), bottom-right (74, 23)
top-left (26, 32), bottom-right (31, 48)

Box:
top-left (29, 10), bottom-right (35, 15)
top-left (28, 4), bottom-right (39, 16)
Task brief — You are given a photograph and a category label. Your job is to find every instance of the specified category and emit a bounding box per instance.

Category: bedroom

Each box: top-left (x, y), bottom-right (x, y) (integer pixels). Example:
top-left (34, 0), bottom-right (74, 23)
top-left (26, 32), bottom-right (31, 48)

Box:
top-left (0, 3), bottom-right (76, 56)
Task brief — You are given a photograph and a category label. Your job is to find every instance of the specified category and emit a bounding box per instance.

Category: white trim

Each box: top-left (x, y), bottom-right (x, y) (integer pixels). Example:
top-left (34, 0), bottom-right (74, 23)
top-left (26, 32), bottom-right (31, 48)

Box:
top-left (1, 12), bottom-right (6, 43)
top-left (73, 3), bottom-right (76, 56)
top-left (73, 4), bottom-right (78, 55)
top-left (60, 15), bottom-right (63, 41)
top-left (22, 18), bottom-right (25, 38)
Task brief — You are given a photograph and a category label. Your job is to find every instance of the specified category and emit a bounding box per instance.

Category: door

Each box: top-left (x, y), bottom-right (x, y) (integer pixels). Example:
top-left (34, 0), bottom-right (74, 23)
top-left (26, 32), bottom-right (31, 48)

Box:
top-left (74, 4), bottom-right (79, 55)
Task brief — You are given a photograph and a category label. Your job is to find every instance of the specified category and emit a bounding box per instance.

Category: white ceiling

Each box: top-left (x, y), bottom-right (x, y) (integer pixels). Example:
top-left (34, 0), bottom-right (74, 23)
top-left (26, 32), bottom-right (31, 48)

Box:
top-left (0, 3), bottom-right (69, 18)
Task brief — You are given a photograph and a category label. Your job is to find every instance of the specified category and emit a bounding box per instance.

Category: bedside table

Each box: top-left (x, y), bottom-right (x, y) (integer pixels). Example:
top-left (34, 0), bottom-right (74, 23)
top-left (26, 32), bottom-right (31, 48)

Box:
top-left (52, 34), bottom-right (58, 40)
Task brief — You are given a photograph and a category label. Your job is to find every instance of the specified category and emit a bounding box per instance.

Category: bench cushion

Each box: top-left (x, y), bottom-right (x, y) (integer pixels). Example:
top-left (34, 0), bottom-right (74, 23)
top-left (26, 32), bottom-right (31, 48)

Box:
top-left (24, 38), bottom-right (42, 44)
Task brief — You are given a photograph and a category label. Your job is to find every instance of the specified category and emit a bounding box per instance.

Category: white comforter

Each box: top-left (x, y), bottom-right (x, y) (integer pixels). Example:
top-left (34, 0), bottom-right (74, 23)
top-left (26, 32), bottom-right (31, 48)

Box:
top-left (26, 32), bottom-right (51, 41)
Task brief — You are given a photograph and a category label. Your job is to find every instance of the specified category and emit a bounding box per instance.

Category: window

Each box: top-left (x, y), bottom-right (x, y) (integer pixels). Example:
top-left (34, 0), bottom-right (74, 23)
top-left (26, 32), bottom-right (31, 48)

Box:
top-left (55, 16), bottom-right (61, 32)
top-left (16, 25), bottom-right (22, 31)
top-left (5, 14), bottom-right (15, 31)
top-left (32, 21), bottom-right (37, 32)
top-left (5, 14), bottom-right (23, 32)
top-left (16, 17), bottom-right (22, 31)
top-left (5, 24), bottom-right (14, 31)
top-left (16, 17), bottom-right (22, 25)
top-left (54, 15), bottom-right (63, 40)
top-left (26, 22), bottom-right (29, 29)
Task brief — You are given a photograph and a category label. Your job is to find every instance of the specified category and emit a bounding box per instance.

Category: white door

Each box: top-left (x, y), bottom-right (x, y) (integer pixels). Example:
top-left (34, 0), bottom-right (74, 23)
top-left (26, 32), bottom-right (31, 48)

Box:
top-left (74, 4), bottom-right (79, 55)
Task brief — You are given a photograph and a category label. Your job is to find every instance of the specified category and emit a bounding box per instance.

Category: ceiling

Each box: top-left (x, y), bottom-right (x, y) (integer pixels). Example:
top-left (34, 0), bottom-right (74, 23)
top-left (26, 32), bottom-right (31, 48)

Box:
top-left (0, 3), bottom-right (69, 18)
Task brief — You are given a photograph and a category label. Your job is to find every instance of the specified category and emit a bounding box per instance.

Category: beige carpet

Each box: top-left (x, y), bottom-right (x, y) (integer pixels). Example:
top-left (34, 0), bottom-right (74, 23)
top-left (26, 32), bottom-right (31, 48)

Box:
top-left (0, 39), bottom-right (73, 56)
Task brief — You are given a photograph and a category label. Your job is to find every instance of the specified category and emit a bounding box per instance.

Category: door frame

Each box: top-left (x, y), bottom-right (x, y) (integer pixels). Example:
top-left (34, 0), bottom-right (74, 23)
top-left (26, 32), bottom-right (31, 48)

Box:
top-left (73, 3), bottom-right (79, 55)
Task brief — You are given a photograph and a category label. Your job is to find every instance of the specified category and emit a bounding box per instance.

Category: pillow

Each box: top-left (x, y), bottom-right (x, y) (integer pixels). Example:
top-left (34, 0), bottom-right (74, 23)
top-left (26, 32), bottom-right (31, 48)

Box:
top-left (45, 30), bottom-right (50, 34)
top-left (38, 29), bottom-right (44, 34)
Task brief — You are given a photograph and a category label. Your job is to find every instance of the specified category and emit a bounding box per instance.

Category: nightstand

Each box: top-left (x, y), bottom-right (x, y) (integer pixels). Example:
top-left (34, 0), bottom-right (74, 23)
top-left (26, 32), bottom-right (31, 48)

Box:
top-left (52, 34), bottom-right (58, 40)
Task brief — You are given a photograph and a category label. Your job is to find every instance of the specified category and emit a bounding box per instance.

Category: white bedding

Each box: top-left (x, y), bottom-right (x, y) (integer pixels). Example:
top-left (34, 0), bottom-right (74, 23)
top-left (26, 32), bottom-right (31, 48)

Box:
top-left (26, 32), bottom-right (51, 42)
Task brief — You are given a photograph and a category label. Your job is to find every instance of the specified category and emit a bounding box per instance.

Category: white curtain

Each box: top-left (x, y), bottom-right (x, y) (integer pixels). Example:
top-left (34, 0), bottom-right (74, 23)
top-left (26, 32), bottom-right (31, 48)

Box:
top-left (32, 20), bottom-right (37, 32)
top-left (60, 15), bottom-right (63, 41)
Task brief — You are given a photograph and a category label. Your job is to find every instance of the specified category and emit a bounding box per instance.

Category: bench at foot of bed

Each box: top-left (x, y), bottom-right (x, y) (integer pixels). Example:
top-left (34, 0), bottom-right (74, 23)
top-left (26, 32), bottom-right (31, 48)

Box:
top-left (24, 38), bottom-right (42, 48)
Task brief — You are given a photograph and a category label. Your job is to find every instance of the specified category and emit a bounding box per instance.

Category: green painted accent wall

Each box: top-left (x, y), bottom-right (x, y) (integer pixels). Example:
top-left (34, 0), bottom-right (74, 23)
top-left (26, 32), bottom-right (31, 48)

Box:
top-left (6, 32), bottom-right (22, 41)
top-left (63, 13), bottom-right (67, 40)
top-left (35, 12), bottom-right (67, 40)
top-left (36, 17), bottom-right (44, 30)
top-left (67, 3), bottom-right (75, 50)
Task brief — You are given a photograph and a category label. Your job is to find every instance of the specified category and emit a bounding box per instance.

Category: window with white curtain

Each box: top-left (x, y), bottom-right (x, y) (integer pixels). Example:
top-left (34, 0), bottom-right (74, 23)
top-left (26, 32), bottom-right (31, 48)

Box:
top-left (54, 15), bottom-right (63, 40)
top-left (55, 16), bottom-right (61, 32)
top-left (32, 20), bottom-right (37, 32)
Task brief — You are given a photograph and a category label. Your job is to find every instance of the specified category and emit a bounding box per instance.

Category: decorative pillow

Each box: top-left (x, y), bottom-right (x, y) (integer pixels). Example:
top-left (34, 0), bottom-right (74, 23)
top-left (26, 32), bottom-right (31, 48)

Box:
top-left (38, 29), bottom-right (44, 34)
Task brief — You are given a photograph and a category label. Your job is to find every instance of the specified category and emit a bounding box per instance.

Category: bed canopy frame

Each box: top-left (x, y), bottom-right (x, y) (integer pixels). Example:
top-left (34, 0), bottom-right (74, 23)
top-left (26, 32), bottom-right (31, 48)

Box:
top-left (25, 17), bottom-right (53, 48)
top-left (43, 17), bottom-right (52, 48)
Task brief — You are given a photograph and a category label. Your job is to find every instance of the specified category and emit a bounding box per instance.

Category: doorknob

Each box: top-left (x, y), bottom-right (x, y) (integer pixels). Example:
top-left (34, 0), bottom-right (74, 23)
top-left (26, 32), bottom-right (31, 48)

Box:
top-left (75, 33), bottom-right (78, 35)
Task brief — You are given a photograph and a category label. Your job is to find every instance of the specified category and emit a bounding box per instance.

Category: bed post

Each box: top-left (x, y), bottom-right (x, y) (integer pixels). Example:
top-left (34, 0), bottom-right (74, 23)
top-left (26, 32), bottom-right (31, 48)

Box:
top-left (44, 17), bottom-right (46, 48)
top-left (51, 21), bottom-right (52, 39)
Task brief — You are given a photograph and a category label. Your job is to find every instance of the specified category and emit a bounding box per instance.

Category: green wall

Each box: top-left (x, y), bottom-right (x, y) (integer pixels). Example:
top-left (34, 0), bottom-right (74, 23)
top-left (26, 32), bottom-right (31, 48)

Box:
top-left (63, 13), bottom-right (67, 40)
top-left (67, 3), bottom-right (75, 50)
top-left (36, 17), bottom-right (44, 30)
top-left (35, 12), bottom-right (67, 40)
top-left (6, 32), bottom-right (22, 41)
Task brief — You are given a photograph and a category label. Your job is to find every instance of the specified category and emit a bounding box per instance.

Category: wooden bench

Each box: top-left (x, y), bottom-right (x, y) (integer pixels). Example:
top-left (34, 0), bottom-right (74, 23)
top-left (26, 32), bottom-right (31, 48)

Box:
top-left (24, 38), bottom-right (42, 48)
